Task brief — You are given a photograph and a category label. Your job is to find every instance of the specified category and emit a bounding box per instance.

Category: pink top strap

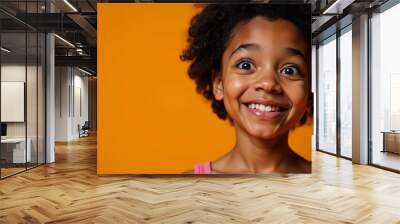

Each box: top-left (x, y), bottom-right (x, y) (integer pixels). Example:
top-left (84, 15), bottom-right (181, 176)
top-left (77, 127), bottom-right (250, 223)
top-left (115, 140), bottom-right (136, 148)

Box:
top-left (194, 161), bottom-right (212, 174)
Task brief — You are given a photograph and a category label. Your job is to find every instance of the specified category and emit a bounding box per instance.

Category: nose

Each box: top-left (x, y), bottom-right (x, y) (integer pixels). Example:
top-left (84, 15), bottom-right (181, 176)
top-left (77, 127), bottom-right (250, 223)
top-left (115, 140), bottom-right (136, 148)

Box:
top-left (253, 68), bottom-right (282, 94)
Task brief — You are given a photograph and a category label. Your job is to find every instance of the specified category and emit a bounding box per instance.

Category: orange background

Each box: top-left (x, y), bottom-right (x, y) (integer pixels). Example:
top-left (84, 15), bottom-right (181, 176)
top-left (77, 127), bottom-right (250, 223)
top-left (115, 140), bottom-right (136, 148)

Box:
top-left (97, 3), bottom-right (312, 174)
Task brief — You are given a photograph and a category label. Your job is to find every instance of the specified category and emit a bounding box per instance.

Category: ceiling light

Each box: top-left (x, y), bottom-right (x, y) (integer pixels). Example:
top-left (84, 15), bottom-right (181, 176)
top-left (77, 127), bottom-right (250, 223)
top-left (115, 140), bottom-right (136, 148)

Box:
top-left (323, 0), bottom-right (354, 15)
top-left (63, 0), bottom-right (78, 12)
top-left (323, 0), bottom-right (342, 14)
top-left (54, 34), bottom-right (75, 48)
top-left (78, 67), bottom-right (93, 76)
top-left (76, 49), bottom-right (85, 55)
top-left (1, 47), bottom-right (11, 53)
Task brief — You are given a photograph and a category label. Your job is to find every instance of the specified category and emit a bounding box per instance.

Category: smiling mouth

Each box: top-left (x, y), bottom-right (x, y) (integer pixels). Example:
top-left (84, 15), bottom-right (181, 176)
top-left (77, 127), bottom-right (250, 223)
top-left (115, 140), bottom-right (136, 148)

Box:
top-left (243, 102), bottom-right (288, 112)
top-left (242, 102), bottom-right (288, 120)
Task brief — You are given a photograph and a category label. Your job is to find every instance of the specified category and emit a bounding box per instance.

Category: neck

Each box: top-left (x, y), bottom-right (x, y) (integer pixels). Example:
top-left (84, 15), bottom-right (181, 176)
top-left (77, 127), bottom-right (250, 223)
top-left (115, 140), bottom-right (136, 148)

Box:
top-left (228, 124), bottom-right (294, 173)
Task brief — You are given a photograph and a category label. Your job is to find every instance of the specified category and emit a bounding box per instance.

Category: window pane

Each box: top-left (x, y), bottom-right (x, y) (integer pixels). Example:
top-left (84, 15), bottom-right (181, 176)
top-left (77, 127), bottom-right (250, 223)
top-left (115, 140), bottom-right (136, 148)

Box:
top-left (317, 36), bottom-right (337, 154)
top-left (371, 3), bottom-right (400, 171)
top-left (339, 28), bottom-right (352, 158)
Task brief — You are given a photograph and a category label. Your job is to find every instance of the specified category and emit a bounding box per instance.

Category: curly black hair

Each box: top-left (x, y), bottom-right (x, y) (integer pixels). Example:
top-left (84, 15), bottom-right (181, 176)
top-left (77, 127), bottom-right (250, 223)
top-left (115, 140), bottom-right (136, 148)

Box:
top-left (180, 4), bottom-right (312, 125)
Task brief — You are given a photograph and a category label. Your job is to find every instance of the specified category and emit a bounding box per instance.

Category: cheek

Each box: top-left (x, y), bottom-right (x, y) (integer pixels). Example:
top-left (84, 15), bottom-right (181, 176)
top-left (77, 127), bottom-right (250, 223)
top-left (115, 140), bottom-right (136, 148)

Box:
top-left (223, 76), bottom-right (249, 110)
top-left (283, 82), bottom-right (308, 110)
top-left (224, 75), bottom-right (248, 100)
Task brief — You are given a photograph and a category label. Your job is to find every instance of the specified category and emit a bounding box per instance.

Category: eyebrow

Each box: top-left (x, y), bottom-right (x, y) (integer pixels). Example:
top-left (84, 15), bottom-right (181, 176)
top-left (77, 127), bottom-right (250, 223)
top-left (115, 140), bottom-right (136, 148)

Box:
top-left (285, 48), bottom-right (306, 60)
top-left (230, 43), bottom-right (260, 58)
top-left (229, 44), bottom-right (306, 60)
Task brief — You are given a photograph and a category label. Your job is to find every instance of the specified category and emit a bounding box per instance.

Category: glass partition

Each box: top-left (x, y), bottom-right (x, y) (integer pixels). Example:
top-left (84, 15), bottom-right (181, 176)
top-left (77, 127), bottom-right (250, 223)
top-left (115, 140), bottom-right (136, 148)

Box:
top-left (27, 30), bottom-right (38, 169)
top-left (0, 2), bottom-right (46, 179)
top-left (26, 0), bottom-right (43, 169)
top-left (1, 30), bottom-right (28, 177)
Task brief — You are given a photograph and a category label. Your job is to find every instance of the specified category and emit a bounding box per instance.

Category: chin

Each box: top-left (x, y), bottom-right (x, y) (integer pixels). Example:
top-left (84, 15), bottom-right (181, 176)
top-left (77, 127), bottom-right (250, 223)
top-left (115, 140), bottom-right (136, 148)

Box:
top-left (248, 128), bottom-right (280, 140)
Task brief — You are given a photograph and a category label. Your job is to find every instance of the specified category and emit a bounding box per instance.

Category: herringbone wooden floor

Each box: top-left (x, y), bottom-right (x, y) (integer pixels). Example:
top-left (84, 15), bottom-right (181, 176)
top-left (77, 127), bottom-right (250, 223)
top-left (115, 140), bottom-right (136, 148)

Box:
top-left (1, 135), bottom-right (400, 224)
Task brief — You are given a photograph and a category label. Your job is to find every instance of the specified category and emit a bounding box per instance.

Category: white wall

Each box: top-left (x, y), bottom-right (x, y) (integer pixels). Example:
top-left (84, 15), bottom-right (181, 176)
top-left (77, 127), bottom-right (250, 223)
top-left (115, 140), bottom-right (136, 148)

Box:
top-left (55, 67), bottom-right (89, 141)
top-left (1, 65), bottom-right (26, 140)
top-left (1, 65), bottom-right (37, 137)
top-left (72, 72), bottom-right (89, 138)
top-left (55, 66), bottom-right (70, 141)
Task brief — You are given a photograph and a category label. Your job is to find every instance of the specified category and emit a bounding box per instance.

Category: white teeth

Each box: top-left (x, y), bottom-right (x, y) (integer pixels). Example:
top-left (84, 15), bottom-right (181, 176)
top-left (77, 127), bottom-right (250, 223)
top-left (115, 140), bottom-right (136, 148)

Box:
top-left (247, 103), bottom-right (281, 112)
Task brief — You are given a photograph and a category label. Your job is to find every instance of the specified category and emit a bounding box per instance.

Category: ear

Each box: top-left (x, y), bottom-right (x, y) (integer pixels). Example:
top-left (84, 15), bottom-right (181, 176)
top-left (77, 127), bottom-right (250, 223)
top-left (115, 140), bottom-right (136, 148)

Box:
top-left (212, 71), bottom-right (224, 101)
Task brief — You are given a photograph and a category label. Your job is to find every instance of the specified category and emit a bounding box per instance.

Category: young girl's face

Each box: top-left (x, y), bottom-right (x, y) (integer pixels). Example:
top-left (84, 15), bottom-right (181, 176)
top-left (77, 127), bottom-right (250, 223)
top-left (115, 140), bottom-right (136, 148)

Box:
top-left (213, 16), bottom-right (310, 140)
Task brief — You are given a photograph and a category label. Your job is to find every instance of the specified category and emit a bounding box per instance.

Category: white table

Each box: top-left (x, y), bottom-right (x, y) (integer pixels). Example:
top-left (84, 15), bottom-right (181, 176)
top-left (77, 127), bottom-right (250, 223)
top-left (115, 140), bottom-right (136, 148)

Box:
top-left (1, 138), bottom-right (31, 163)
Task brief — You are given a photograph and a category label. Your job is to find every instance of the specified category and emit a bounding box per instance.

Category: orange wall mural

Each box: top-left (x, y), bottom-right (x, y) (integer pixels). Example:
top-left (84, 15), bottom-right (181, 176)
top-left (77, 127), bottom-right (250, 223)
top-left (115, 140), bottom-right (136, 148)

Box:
top-left (97, 3), bottom-right (313, 174)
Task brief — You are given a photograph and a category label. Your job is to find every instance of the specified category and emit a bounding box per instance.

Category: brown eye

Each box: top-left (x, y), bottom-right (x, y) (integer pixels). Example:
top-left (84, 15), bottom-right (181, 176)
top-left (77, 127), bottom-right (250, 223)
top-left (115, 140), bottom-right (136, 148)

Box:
top-left (280, 65), bottom-right (301, 76)
top-left (236, 60), bottom-right (255, 70)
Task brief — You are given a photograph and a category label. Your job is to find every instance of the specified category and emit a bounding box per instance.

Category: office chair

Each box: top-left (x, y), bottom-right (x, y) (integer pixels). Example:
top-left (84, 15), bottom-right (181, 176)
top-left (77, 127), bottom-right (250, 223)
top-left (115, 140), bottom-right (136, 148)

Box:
top-left (79, 121), bottom-right (90, 138)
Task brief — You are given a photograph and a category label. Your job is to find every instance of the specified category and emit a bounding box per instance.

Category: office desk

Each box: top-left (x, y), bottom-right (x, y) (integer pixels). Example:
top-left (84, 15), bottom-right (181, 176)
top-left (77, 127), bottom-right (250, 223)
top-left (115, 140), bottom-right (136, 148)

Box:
top-left (1, 138), bottom-right (31, 163)
top-left (381, 131), bottom-right (400, 154)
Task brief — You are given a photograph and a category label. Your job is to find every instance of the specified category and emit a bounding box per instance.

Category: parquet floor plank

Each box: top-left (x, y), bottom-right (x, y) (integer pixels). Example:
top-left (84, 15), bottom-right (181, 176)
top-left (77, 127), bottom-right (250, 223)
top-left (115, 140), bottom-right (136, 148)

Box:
top-left (1, 135), bottom-right (400, 223)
